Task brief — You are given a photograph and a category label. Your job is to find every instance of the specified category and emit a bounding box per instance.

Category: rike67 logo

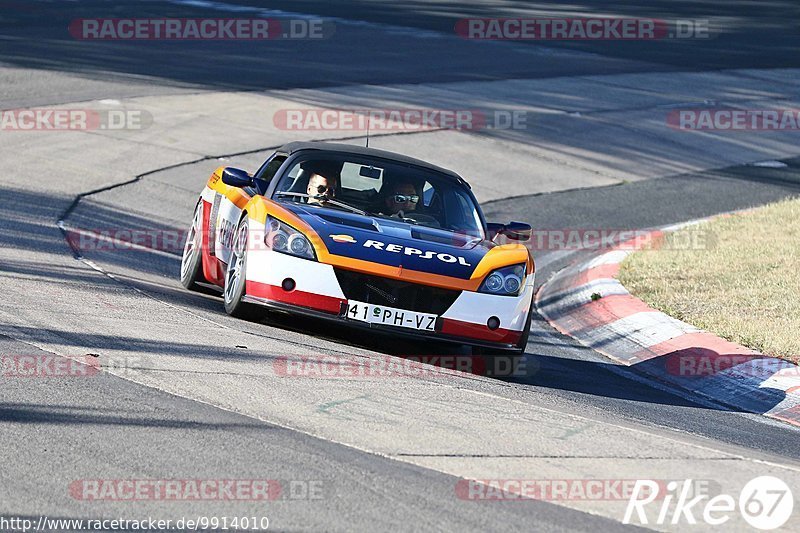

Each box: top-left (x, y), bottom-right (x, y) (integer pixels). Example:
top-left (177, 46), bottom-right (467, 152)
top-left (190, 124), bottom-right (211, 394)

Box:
top-left (624, 476), bottom-right (793, 529)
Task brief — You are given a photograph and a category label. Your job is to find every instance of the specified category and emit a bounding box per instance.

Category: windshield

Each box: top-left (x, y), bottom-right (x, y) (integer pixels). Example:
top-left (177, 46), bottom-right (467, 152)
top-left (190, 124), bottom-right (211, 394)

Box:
top-left (272, 152), bottom-right (485, 238)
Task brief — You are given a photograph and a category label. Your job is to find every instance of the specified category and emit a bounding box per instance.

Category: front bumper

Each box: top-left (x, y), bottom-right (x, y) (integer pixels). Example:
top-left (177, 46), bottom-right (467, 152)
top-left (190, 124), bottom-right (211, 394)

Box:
top-left (245, 247), bottom-right (533, 349)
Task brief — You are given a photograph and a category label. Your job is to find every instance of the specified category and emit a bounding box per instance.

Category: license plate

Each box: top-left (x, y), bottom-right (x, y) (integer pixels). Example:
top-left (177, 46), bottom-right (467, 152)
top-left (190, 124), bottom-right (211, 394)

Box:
top-left (345, 300), bottom-right (437, 332)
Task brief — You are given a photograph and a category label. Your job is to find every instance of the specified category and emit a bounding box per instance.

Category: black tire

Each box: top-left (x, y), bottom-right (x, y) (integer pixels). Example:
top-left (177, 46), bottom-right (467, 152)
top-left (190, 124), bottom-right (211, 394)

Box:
top-left (180, 201), bottom-right (207, 290)
top-left (223, 215), bottom-right (267, 321)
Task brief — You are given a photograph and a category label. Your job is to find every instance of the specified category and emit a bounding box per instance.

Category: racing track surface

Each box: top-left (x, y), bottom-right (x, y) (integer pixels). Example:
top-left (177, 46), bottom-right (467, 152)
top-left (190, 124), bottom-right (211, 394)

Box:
top-left (2, 1), bottom-right (800, 531)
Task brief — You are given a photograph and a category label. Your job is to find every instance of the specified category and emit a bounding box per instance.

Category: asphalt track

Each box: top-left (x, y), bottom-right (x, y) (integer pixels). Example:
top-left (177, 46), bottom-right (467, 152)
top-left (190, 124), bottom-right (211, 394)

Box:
top-left (2, 1), bottom-right (800, 531)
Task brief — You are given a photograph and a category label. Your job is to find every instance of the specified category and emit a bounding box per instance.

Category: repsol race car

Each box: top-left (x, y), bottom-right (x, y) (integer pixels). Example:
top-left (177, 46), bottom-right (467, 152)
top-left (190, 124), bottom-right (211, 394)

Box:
top-left (180, 142), bottom-right (535, 353)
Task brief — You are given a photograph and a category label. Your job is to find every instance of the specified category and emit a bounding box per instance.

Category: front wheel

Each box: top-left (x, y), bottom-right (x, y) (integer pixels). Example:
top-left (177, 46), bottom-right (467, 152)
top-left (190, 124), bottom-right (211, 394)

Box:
top-left (223, 216), bottom-right (266, 321)
top-left (180, 201), bottom-right (207, 290)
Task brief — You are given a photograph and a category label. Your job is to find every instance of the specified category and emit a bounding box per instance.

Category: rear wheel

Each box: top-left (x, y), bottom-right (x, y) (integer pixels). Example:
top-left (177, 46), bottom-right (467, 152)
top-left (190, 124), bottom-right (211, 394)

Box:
top-left (223, 216), bottom-right (266, 321)
top-left (180, 201), bottom-right (207, 290)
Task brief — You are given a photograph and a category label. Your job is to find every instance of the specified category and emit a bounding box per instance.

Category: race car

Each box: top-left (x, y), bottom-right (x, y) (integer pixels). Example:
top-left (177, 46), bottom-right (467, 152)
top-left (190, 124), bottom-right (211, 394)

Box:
top-left (180, 141), bottom-right (535, 353)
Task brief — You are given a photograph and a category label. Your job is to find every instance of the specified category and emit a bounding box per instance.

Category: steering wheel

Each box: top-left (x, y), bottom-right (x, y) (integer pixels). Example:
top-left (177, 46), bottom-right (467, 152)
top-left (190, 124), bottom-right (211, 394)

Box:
top-left (402, 212), bottom-right (440, 227)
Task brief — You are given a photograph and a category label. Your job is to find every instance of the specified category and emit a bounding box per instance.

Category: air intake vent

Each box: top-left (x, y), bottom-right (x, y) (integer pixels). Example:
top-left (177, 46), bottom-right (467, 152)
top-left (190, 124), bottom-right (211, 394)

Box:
top-left (334, 269), bottom-right (460, 315)
top-left (410, 230), bottom-right (474, 248)
top-left (319, 214), bottom-right (377, 231)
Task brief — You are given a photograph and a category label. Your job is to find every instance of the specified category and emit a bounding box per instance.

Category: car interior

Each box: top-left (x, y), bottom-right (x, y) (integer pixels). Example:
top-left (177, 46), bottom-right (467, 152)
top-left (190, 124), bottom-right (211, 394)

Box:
top-left (274, 157), bottom-right (452, 228)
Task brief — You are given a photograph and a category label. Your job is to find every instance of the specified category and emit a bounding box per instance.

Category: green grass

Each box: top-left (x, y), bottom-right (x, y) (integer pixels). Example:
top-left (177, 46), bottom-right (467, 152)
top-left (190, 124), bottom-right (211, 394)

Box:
top-left (618, 197), bottom-right (800, 364)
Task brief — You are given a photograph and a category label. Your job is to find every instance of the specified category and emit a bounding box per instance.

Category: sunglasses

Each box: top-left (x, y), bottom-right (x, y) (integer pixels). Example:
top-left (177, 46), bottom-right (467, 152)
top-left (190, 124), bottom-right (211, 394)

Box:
top-left (315, 184), bottom-right (335, 195)
top-left (391, 194), bottom-right (419, 204)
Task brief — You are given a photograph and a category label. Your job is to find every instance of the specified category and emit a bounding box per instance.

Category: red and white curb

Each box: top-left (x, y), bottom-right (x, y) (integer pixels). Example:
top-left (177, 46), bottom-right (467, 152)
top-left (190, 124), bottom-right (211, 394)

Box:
top-left (535, 226), bottom-right (800, 427)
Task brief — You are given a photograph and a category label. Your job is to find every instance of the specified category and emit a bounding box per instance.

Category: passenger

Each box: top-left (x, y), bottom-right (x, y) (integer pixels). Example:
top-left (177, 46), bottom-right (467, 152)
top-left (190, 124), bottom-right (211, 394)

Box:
top-left (380, 181), bottom-right (419, 216)
top-left (306, 173), bottom-right (337, 205)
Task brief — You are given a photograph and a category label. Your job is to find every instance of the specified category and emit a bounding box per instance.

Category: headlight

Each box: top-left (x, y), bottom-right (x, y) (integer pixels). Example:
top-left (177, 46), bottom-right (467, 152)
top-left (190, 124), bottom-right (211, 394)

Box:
top-left (479, 264), bottom-right (525, 296)
top-left (289, 233), bottom-right (310, 255)
top-left (264, 217), bottom-right (316, 260)
top-left (272, 231), bottom-right (288, 251)
top-left (484, 273), bottom-right (504, 292)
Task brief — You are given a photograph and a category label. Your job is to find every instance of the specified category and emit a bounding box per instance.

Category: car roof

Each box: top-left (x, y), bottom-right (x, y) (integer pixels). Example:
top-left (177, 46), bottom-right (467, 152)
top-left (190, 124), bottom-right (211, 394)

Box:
top-left (276, 141), bottom-right (468, 187)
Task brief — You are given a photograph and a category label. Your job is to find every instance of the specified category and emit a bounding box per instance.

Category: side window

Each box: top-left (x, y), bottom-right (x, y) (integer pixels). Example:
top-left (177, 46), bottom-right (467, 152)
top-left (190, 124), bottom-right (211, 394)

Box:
top-left (448, 189), bottom-right (483, 236)
top-left (255, 155), bottom-right (287, 190)
top-left (422, 181), bottom-right (434, 207)
top-left (273, 161), bottom-right (306, 196)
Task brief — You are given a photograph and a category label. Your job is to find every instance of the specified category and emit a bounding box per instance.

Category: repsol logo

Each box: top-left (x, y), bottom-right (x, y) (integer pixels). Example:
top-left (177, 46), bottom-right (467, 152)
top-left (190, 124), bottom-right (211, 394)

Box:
top-left (363, 240), bottom-right (472, 266)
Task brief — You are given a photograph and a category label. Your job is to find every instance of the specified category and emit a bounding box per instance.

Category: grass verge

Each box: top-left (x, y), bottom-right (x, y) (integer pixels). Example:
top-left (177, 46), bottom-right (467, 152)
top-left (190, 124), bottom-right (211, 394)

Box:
top-left (618, 197), bottom-right (800, 364)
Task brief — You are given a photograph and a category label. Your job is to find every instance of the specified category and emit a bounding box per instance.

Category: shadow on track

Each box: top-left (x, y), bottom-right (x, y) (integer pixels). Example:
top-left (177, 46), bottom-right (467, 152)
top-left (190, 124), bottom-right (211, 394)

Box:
top-left (0, 402), bottom-right (272, 430)
top-left (2, 0), bottom-right (799, 93)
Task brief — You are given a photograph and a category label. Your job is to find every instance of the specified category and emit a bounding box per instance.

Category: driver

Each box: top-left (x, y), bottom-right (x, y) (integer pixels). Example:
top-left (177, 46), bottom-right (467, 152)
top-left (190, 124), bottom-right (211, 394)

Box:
top-left (380, 181), bottom-right (419, 216)
top-left (306, 173), bottom-right (337, 205)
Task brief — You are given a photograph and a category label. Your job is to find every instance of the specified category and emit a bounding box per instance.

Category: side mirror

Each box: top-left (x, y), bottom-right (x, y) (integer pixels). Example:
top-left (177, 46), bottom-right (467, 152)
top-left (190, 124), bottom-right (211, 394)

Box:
top-left (503, 221), bottom-right (532, 243)
top-left (486, 222), bottom-right (504, 240)
top-left (488, 221), bottom-right (532, 243)
top-left (221, 167), bottom-right (253, 188)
